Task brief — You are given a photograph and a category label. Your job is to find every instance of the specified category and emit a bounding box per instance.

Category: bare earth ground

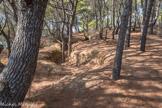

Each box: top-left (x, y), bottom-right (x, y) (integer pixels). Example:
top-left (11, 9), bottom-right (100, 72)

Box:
top-left (1, 30), bottom-right (162, 108)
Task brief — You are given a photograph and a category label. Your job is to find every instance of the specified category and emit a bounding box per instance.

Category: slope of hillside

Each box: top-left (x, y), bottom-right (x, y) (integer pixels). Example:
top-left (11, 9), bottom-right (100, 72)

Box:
top-left (22, 30), bottom-right (162, 108)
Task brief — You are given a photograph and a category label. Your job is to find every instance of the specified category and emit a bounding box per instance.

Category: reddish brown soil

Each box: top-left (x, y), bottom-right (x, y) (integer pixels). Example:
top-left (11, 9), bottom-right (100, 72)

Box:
top-left (17, 30), bottom-right (162, 108)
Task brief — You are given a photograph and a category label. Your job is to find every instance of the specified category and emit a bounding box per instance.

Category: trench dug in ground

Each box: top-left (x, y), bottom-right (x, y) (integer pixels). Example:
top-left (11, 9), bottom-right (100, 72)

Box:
top-left (1, 30), bottom-right (162, 108)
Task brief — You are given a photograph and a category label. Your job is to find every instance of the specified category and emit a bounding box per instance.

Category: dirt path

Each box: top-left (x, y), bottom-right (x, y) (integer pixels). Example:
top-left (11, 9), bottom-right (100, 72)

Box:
top-left (24, 31), bottom-right (162, 108)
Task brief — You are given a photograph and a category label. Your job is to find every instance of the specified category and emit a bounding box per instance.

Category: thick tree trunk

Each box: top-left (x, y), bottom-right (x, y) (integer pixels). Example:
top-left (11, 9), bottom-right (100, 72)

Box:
top-left (112, 0), bottom-right (132, 80)
top-left (140, 0), bottom-right (154, 51)
top-left (0, 0), bottom-right (48, 107)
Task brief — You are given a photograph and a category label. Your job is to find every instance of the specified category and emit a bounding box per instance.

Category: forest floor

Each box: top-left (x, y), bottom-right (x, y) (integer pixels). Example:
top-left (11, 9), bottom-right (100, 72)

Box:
top-left (1, 30), bottom-right (162, 108)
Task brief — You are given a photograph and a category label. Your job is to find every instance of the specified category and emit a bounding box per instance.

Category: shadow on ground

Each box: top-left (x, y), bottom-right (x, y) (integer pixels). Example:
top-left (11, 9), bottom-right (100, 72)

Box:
top-left (24, 30), bottom-right (162, 108)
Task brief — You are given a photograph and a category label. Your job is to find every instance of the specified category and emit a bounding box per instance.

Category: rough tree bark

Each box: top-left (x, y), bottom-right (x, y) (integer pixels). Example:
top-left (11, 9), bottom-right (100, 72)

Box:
top-left (140, 0), bottom-right (154, 51)
top-left (112, 0), bottom-right (132, 80)
top-left (0, 0), bottom-right (48, 107)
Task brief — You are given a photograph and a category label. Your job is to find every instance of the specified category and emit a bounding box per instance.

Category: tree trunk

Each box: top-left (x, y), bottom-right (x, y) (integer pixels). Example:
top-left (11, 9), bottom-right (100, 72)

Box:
top-left (115, 1), bottom-right (122, 35)
top-left (112, 0), bottom-right (115, 39)
top-left (98, 0), bottom-right (104, 39)
top-left (140, 0), bottom-right (154, 51)
top-left (138, 20), bottom-right (141, 28)
top-left (61, 0), bottom-right (66, 62)
top-left (133, 0), bottom-right (137, 31)
top-left (66, 16), bottom-right (70, 36)
top-left (125, 2), bottom-right (132, 48)
top-left (0, 0), bottom-right (48, 106)
top-left (149, 1), bottom-right (160, 34)
top-left (67, 0), bottom-right (78, 56)
top-left (112, 0), bottom-right (132, 80)
top-left (61, 38), bottom-right (65, 62)
top-left (68, 23), bottom-right (73, 56)
top-left (141, 0), bottom-right (148, 33)
top-left (86, 14), bottom-right (89, 32)
top-left (66, 24), bottom-right (69, 35)
top-left (105, 6), bottom-right (109, 39)
top-left (149, 24), bottom-right (154, 34)
top-left (94, 1), bottom-right (98, 30)
top-left (115, 17), bottom-right (120, 35)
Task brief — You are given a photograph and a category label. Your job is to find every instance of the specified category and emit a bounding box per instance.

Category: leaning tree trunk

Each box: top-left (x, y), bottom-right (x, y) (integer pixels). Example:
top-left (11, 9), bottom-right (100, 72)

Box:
top-left (0, 0), bottom-right (48, 107)
top-left (112, 0), bottom-right (132, 80)
top-left (140, 0), bottom-right (154, 51)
